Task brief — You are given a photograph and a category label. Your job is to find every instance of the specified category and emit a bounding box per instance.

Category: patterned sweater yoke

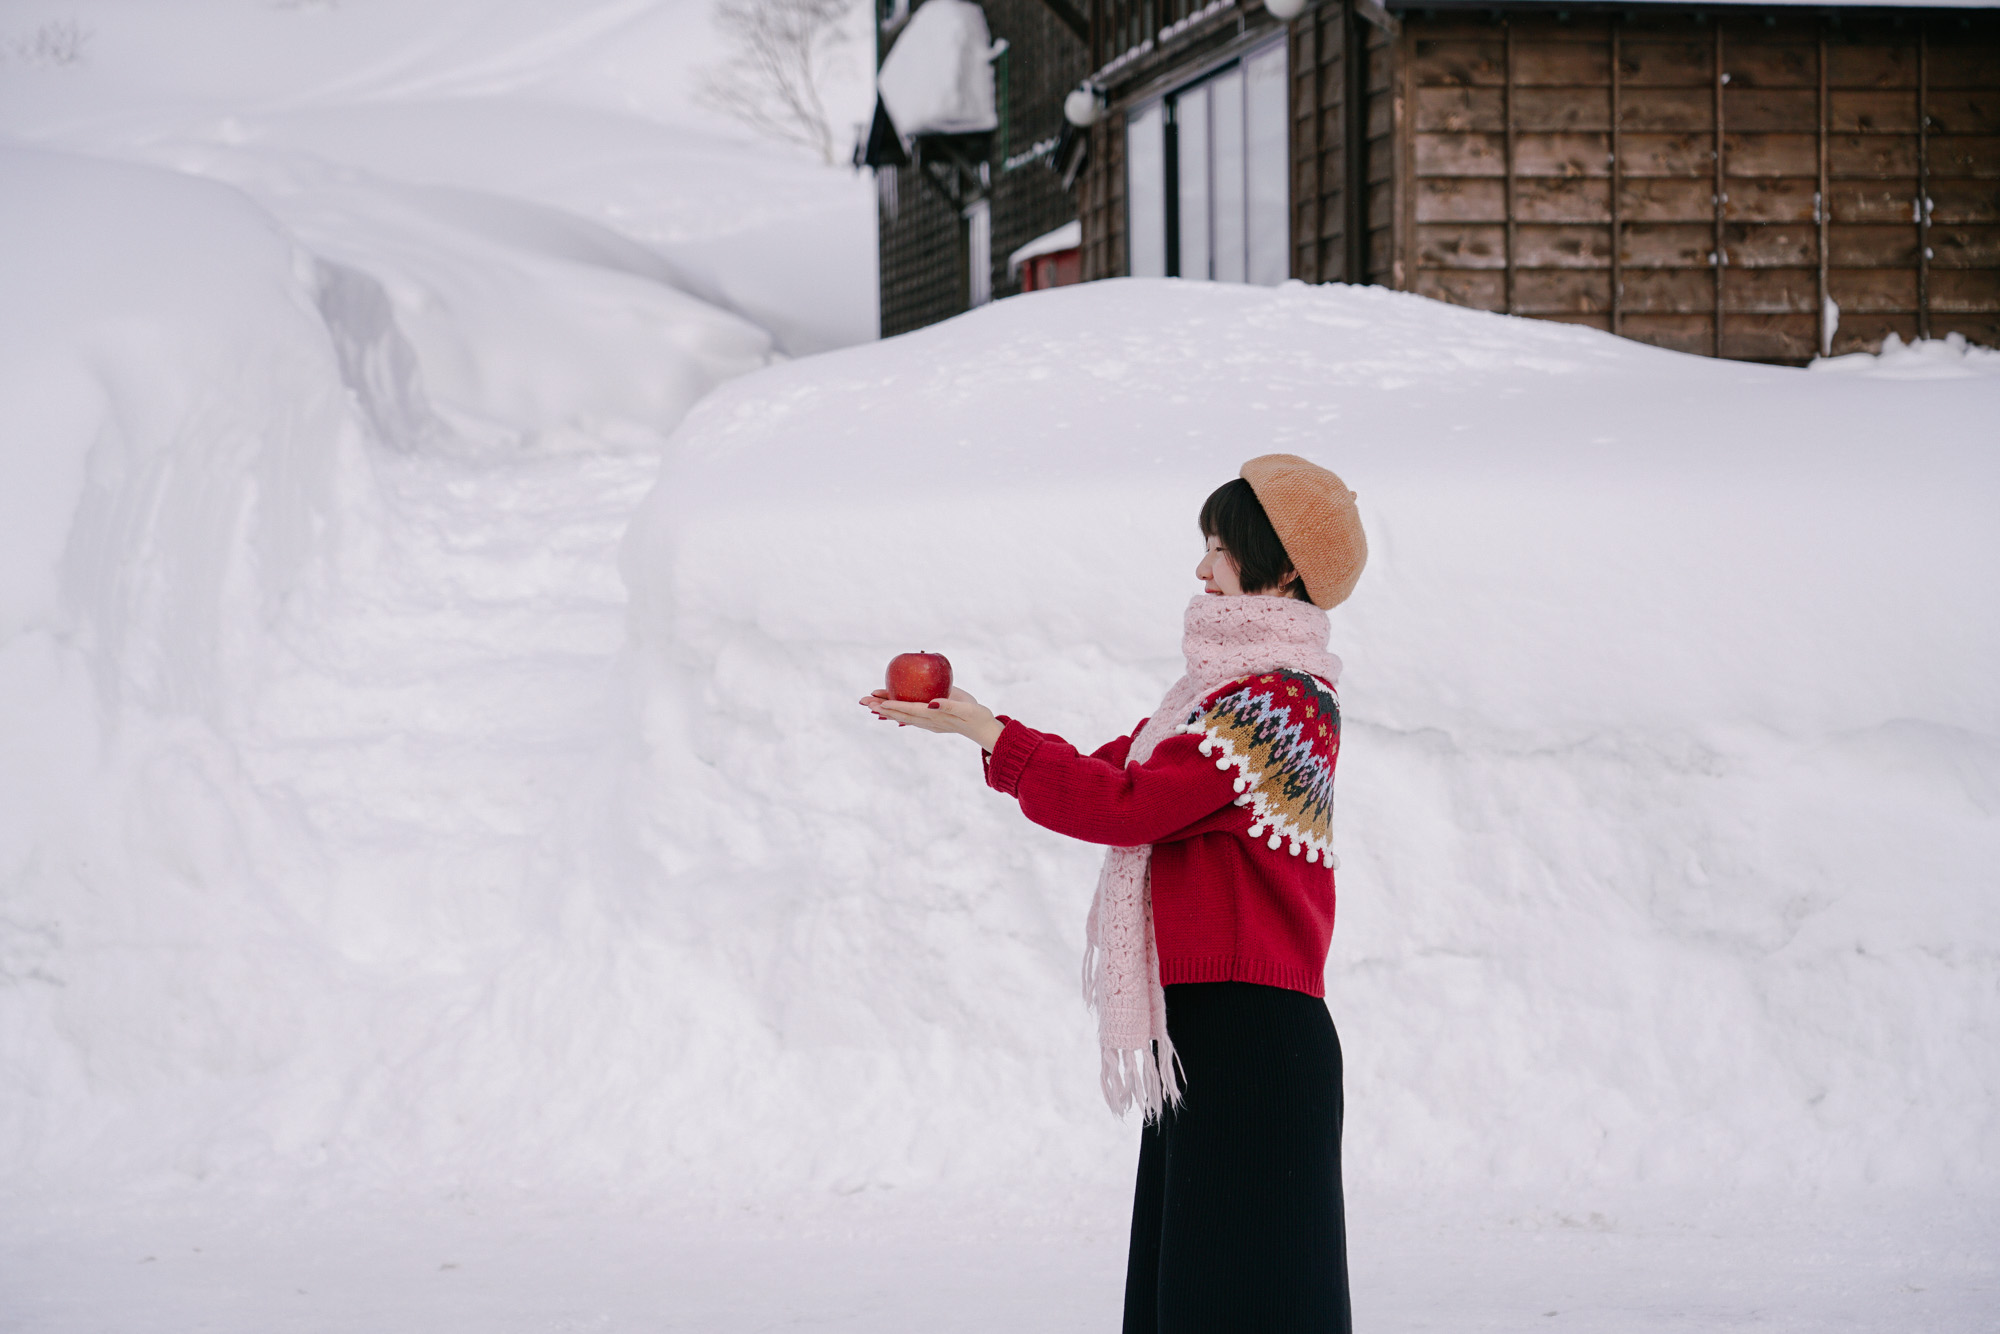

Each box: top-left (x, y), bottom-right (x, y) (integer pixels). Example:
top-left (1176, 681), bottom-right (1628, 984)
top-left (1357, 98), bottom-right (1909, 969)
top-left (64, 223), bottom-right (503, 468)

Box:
top-left (1179, 670), bottom-right (1342, 866)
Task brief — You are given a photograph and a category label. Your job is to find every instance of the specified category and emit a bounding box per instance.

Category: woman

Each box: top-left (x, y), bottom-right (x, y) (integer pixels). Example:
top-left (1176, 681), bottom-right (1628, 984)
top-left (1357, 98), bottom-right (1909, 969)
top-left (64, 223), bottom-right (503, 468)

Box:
top-left (861, 453), bottom-right (1366, 1334)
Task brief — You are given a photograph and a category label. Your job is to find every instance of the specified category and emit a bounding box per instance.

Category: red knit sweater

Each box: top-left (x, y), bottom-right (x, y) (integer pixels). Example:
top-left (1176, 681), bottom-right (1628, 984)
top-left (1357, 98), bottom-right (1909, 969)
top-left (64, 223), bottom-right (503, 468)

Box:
top-left (981, 681), bottom-right (1339, 998)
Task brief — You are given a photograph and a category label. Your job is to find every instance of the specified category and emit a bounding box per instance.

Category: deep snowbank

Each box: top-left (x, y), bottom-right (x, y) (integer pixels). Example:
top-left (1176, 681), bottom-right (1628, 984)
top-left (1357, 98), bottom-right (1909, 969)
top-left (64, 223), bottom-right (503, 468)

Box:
top-left (0, 140), bottom-right (782, 1196)
top-left (623, 278), bottom-right (2000, 1193)
top-left (1, 144), bottom-right (377, 1188)
top-left (5, 178), bottom-right (1994, 1200)
top-left (0, 0), bottom-right (878, 354)
top-left (2, 138), bottom-right (1993, 1202)
top-left (0, 0), bottom-right (885, 1204)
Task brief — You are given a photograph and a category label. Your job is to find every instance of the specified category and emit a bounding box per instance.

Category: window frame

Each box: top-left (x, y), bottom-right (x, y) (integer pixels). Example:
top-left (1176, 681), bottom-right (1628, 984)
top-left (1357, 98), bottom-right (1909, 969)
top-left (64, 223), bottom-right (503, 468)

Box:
top-left (1124, 37), bottom-right (1290, 284)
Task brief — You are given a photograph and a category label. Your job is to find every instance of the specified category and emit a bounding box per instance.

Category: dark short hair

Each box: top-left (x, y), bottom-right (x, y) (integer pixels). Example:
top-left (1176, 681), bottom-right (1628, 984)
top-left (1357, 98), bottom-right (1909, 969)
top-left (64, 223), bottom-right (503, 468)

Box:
top-left (1199, 478), bottom-right (1310, 601)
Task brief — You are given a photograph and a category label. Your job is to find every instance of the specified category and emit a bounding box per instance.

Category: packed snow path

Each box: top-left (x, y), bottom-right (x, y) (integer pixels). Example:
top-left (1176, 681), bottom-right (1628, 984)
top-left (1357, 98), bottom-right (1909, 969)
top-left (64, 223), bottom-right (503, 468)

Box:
top-left (238, 442), bottom-right (662, 963)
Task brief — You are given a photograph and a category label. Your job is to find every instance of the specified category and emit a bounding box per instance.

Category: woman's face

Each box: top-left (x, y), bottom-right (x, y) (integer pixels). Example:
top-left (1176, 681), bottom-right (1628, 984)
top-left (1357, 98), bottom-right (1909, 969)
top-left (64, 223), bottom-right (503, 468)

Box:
top-left (1196, 534), bottom-right (1250, 596)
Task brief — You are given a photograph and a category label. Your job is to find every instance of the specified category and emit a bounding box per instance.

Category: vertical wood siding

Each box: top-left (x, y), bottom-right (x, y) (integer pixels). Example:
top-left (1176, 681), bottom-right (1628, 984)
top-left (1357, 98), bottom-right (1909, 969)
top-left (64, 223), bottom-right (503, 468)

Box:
top-left (1927, 26), bottom-right (2000, 351)
top-left (1081, 117), bottom-right (1128, 281)
top-left (879, 163), bottom-right (972, 338)
top-left (1392, 7), bottom-right (2000, 363)
top-left (1290, 8), bottom-right (1356, 282)
top-left (1042, 2), bottom-right (1996, 361)
top-left (1364, 20), bottom-right (1401, 287)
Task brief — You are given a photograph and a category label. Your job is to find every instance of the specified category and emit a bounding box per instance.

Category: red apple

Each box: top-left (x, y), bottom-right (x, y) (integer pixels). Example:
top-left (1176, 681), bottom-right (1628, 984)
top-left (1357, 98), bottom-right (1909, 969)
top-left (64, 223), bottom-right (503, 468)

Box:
top-left (886, 651), bottom-right (953, 703)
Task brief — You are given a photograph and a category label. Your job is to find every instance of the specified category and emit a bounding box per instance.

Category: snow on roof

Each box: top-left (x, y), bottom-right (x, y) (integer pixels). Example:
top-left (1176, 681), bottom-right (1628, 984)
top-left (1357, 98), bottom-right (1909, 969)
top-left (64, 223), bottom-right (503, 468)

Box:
top-left (876, 0), bottom-right (1000, 140)
top-left (1006, 220), bottom-right (1082, 277)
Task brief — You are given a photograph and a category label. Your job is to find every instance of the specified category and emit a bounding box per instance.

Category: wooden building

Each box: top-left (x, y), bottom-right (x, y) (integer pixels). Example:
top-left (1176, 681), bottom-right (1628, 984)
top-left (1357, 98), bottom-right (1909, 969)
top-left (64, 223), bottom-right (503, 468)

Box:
top-left (878, 0), bottom-right (2000, 361)
top-left (870, 0), bottom-right (1092, 336)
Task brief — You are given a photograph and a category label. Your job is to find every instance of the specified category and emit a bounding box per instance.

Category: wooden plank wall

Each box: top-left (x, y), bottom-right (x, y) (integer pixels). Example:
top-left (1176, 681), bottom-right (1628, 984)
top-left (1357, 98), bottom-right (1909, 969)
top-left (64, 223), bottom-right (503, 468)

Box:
top-left (1078, 116), bottom-right (1128, 281)
top-left (1290, 6), bottom-right (1354, 282)
top-left (1832, 12), bottom-right (2000, 353)
top-left (1397, 8), bottom-right (2000, 362)
top-left (1363, 18), bottom-right (1401, 288)
top-left (878, 161), bottom-right (971, 338)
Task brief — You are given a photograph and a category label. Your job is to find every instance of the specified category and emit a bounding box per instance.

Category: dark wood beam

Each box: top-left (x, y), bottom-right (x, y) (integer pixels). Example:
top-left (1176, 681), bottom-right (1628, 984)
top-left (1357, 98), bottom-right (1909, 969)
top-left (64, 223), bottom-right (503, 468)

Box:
top-left (1354, 0), bottom-right (1399, 38)
top-left (1035, 0), bottom-right (1091, 43)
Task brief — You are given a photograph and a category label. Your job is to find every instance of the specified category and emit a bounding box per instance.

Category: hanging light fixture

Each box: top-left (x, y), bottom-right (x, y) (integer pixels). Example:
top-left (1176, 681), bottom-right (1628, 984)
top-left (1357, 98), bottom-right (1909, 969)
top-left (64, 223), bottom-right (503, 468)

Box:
top-left (1265, 0), bottom-right (1309, 18)
top-left (1063, 83), bottom-right (1105, 127)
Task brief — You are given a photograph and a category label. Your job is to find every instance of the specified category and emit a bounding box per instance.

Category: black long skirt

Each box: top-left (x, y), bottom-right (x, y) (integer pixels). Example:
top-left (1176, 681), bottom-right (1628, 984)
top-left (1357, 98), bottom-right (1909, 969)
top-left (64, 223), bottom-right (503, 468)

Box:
top-left (1121, 981), bottom-right (1352, 1334)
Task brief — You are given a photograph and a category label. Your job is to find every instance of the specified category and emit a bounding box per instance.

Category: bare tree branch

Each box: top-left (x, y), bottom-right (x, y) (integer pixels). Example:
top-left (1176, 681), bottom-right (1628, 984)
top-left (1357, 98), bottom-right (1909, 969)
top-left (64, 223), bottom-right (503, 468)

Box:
top-left (698, 0), bottom-right (855, 165)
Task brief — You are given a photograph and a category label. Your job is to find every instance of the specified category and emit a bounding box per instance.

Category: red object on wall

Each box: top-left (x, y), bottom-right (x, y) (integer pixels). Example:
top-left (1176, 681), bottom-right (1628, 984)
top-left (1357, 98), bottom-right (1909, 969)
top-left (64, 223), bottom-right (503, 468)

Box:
top-left (1020, 247), bottom-right (1081, 292)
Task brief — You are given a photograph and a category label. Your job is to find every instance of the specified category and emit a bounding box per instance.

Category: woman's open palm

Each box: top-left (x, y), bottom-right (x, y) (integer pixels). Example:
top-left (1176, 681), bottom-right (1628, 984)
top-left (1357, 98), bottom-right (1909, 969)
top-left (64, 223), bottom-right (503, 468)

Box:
top-left (860, 686), bottom-right (1003, 750)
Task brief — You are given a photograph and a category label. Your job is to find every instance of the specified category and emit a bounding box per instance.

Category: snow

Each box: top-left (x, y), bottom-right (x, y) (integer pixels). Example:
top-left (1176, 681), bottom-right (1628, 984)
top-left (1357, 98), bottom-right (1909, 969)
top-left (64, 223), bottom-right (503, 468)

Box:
top-left (876, 0), bottom-right (1000, 140)
top-left (3, 4), bottom-right (1999, 1328)
top-left (1008, 218), bottom-right (1083, 276)
top-left (6, 1186), bottom-right (1995, 1332)
top-left (0, 0), bottom-right (880, 356)
top-left (621, 277), bottom-right (2000, 1207)
top-left (1811, 331), bottom-right (2000, 380)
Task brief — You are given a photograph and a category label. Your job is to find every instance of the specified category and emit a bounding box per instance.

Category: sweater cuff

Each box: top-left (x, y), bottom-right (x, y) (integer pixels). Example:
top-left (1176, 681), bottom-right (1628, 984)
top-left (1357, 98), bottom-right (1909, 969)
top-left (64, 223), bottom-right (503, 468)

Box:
top-left (984, 718), bottom-right (1040, 796)
top-left (979, 715), bottom-right (1012, 785)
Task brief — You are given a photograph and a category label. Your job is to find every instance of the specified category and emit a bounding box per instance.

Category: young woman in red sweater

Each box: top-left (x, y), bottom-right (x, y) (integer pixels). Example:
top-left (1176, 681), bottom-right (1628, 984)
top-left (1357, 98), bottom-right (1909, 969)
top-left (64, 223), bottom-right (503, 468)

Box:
top-left (862, 454), bottom-right (1366, 1334)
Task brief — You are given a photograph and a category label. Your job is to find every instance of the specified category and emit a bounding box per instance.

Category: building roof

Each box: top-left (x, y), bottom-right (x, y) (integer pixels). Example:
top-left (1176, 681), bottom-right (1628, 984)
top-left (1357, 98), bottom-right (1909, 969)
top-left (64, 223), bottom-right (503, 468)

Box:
top-left (1007, 221), bottom-right (1082, 278)
top-left (877, 0), bottom-right (1000, 141)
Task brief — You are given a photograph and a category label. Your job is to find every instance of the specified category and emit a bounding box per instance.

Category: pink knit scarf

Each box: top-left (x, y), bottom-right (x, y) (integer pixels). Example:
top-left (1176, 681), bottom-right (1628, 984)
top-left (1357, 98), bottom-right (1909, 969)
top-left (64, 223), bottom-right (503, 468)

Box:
top-left (1082, 593), bottom-right (1344, 1119)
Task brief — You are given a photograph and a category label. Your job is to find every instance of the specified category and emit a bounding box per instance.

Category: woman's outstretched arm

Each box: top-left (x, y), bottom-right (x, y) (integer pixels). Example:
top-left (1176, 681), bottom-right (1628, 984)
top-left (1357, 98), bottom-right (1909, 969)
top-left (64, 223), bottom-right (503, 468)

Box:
top-left (861, 688), bottom-right (1234, 844)
top-left (981, 722), bottom-right (1237, 847)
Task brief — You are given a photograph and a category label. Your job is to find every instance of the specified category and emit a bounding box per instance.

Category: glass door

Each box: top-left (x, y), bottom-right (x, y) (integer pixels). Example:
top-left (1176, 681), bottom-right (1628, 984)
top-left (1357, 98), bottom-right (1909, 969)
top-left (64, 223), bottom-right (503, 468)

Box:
top-left (1124, 40), bottom-right (1290, 286)
top-left (1127, 101), bottom-right (1167, 279)
top-left (965, 199), bottom-right (991, 307)
top-left (1245, 42), bottom-right (1289, 286)
top-left (1175, 81), bottom-right (1211, 282)
top-left (1209, 66), bottom-right (1246, 283)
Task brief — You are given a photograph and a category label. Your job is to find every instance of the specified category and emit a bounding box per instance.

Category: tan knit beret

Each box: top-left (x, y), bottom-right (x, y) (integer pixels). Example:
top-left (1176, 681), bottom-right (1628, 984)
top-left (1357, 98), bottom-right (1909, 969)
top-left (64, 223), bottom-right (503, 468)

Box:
top-left (1239, 453), bottom-right (1367, 609)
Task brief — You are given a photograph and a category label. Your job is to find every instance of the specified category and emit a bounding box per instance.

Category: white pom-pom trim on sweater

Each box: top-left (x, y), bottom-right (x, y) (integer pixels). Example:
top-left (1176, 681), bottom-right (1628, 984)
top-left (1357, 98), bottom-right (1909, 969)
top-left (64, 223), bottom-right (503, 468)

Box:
top-left (1180, 719), bottom-right (1339, 870)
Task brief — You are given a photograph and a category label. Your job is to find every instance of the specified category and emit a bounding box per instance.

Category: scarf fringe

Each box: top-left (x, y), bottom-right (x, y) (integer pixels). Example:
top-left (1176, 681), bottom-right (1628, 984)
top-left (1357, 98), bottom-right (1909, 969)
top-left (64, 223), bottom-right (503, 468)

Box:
top-left (1099, 1037), bottom-right (1184, 1122)
top-left (1083, 937), bottom-right (1185, 1121)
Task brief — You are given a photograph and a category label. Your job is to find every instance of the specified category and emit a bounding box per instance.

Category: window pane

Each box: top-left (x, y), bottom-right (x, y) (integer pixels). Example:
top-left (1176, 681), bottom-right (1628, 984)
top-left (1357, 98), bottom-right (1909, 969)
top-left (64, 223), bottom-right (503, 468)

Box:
top-left (1126, 102), bottom-right (1167, 279)
top-left (1246, 42), bottom-right (1290, 286)
top-left (966, 199), bottom-right (991, 307)
top-left (1211, 68), bottom-right (1246, 284)
top-left (1176, 83), bottom-right (1211, 282)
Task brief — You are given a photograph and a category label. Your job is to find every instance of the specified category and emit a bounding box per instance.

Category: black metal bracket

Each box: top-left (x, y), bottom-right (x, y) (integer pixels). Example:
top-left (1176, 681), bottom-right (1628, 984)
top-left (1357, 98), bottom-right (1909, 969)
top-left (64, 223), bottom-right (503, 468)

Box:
top-left (913, 133), bottom-right (996, 209)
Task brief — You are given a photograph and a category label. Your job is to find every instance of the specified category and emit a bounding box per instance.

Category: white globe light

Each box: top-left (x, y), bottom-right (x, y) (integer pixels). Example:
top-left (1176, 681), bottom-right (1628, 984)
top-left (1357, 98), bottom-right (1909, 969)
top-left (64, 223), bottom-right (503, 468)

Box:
top-left (1063, 87), bottom-right (1102, 127)
top-left (1265, 0), bottom-right (1308, 18)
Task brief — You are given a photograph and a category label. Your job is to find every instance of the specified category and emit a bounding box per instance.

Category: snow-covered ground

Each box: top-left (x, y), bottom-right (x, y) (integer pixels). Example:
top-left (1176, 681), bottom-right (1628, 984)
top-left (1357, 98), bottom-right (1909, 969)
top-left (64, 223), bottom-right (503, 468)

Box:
top-left (7, 1185), bottom-right (1994, 1332)
top-left (4, 4), bottom-right (1998, 1330)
